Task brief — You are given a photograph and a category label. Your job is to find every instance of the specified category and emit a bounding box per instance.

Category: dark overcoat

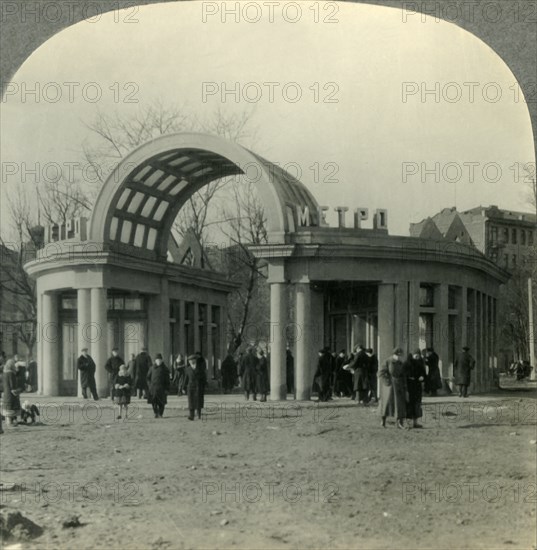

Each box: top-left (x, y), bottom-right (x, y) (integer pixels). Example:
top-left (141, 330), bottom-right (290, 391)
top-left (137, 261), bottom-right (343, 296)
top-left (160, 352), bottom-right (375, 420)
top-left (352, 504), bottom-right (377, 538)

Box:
top-left (221, 355), bottom-right (237, 390)
top-left (425, 351), bottom-right (442, 391)
top-left (185, 364), bottom-right (206, 410)
top-left (256, 356), bottom-right (269, 394)
top-left (77, 354), bottom-right (96, 386)
top-left (314, 352), bottom-right (333, 396)
top-left (240, 352), bottom-right (259, 393)
top-left (378, 357), bottom-right (407, 419)
top-left (147, 363), bottom-right (170, 405)
top-left (453, 351), bottom-right (475, 385)
top-left (2, 369), bottom-right (21, 414)
top-left (404, 355), bottom-right (426, 418)
top-left (349, 350), bottom-right (370, 391)
top-left (134, 352), bottom-right (152, 390)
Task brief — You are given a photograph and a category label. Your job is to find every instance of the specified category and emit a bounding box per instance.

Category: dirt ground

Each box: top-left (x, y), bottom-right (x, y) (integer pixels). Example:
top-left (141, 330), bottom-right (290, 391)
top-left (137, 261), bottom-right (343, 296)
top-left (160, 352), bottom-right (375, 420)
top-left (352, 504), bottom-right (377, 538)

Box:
top-left (0, 390), bottom-right (536, 550)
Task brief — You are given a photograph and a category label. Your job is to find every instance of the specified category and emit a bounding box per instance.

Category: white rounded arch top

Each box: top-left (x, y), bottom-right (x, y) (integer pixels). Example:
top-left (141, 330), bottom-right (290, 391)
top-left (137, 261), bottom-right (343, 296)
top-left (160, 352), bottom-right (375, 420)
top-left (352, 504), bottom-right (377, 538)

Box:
top-left (89, 133), bottom-right (319, 259)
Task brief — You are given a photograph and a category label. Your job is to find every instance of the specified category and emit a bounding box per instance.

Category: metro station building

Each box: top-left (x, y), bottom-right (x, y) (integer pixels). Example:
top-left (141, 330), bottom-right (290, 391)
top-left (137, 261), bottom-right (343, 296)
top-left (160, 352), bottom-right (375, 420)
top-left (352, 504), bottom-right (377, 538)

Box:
top-left (25, 133), bottom-right (510, 400)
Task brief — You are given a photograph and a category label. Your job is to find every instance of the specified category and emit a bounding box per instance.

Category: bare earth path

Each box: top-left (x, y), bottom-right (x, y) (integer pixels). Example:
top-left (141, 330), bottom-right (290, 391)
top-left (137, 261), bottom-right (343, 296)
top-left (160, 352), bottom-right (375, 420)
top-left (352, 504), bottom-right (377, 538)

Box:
top-left (1, 392), bottom-right (536, 549)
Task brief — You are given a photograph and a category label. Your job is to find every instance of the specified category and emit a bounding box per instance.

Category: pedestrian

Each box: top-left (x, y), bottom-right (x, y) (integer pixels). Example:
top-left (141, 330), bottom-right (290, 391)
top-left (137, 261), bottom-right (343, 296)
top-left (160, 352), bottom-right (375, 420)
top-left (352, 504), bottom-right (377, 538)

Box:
top-left (173, 353), bottom-right (186, 396)
top-left (221, 353), bottom-right (237, 394)
top-left (105, 347), bottom-right (124, 401)
top-left (134, 347), bottom-right (152, 399)
top-left (2, 360), bottom-right (22, 428)
top-left (333, 349), bottom-right (348, 397)
top-left (425, 347), bottom-right (442, 396)
top-left (379, 348), bottom-right (408, 429)
top-left (453, 346), bottom-right (475, 397)
top-left (315, 348), bottom-right (333, 402)
top-left (366, 348), bottom-right (379, 402)
top-left (77, 348), bottom-right (99, 400)
top-left (146, 353), bottom-right (170, 418)
top-left (240, 346), bottom-right (259, 401)
top-left (286, 348), bottom-right (295, 396)
top-left (404, 349), bottom-right (426, 428)
top-left (257, 349), bottom-right (269, 402)
top-left (114, 364), bottom-right (132, 421)
top-left (348, 344), bottom-right (370, 405)
top-left (185, 354), bottom-right (207, 420)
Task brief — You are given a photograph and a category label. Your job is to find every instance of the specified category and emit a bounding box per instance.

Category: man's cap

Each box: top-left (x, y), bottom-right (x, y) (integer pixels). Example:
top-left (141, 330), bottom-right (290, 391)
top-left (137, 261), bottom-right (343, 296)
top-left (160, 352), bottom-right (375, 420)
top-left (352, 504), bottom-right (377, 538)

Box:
top-left (112, 347), bottom-right (119, 352)
top-left (463, 346), bottom-right (470, 351)
top-left (392, 347), bottom-right (403, 355)
top-left (81, 347), bottom-right (88, 352)
top-left (155, 353), bottom-right (163, 360)
top-left (187, 354), bottom-right (197, 362)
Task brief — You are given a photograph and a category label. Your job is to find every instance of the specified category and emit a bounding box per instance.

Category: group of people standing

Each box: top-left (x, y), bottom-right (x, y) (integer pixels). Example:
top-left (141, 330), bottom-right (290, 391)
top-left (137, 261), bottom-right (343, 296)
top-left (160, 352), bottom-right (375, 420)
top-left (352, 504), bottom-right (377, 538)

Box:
top-left (77, 347), bottom-right (207, 421)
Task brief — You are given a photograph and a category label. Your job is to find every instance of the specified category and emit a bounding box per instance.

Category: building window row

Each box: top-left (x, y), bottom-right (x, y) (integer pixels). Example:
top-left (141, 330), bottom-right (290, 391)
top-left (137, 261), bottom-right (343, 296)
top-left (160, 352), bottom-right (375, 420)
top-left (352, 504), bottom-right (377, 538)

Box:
top-left (492, 225), bottom-right (535, 246)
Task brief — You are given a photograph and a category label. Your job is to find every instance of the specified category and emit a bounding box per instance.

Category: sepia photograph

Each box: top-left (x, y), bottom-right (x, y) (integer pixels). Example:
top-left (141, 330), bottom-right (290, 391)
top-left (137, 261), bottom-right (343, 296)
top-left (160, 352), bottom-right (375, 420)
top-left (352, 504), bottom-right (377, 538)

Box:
top-left (0, 1), bottom-right (536, 548)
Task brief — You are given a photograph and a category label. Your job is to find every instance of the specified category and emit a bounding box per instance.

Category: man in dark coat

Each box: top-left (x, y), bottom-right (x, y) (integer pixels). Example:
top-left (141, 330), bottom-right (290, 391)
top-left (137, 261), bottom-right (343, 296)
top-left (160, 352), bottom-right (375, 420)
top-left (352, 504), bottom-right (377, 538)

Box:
top-left (256, 349), bottom-right (269, 402)
top-left (453, 346), bottom-right (475, 397)
top-left (185, 354), bottom-right (207, 420)
top-left (348, 344), bottom-right (370, 404)
top-left (425, 347), bottom-right (442, 396)
top-left (286, 349), bottom-right (295, 396)
top-left (333, 349), bottom-right (349, 397)
top-left (315, 348), bottom-right (333, 402)
top-left (404, 350), bottom-right (426, 428)
top-left (77, 348), bottom-right (99, 400)
top-left (2, 359), bottom-right (22, 427)
top-left (221, 353), bottom-right (237, 393)
top-left (147, 353), bottom-right (170, 418)
top-left (105, 347), bottom-right (123, 401)
top-left (240, 346), bottom-right (259, 401)
top-left (133, 348), bottom-right (152, 399)
top-left (366, 348), bottom-right (379, 402)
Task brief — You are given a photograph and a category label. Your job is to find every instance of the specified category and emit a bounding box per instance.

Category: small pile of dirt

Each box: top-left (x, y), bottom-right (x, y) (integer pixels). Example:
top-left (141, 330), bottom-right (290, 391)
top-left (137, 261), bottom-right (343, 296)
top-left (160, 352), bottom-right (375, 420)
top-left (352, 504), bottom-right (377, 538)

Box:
top-left (0, 510), bottom-right (44, 541)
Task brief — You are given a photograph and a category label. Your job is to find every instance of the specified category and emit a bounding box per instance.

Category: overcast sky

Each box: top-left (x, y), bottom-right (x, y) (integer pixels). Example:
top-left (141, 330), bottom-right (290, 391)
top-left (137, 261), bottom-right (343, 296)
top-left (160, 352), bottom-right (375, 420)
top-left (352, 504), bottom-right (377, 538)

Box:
top-left (1, 1), bottom-right (534, 240)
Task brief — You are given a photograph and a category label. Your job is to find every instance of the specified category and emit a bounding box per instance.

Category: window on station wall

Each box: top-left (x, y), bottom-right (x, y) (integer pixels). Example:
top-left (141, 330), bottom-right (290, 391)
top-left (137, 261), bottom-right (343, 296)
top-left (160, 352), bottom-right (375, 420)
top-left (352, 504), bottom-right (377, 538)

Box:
top-left (198, 304), bottom-right (207, 324)
top-left (419, 313), bottom-right (434, 350)
top-left (504, 255), bottom-right (508, 269)
top-left (521, 230), bottom-right (526, 246)
top-left (448, 286), bottom-right (457, 310)
top-left (490, 226), bottom-right (498, 244)
top-left (502, 228), bottom-right (509, 243)
top-left (107, 293), bottom-right (145, 311)
top-left (61, 296), bottom-right (77, 310)
top-left (184, 301), bottom-right (194, 322)
top-left (419, 284), bottom-right (434, 307)
top-left (529, 231), bottom-right (534, 246)
top-left (512, 228), bottom-right (517, 244)
top-left (512, 255), bottom-right (517, 267)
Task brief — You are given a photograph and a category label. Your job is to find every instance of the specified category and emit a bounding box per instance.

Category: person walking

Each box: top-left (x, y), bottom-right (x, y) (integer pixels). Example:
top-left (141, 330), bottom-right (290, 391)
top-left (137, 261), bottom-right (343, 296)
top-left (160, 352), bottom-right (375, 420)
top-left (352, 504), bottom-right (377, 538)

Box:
top-left (367, 348), bottom-right (379, 403)
top-left (221, 353), bottom-right (237, 394)
top-left (105, 347), bottom-right (123, 401)
top-left (146, 353), bottom-right (170, 418)
top-left (348, 344), bottom-right (370, 405)
top-left (173, 353), bottom-right (187, 396)
top-left (77, 348), bottom-right (99, 400)
top-left (314, 348), bottom-right (333, 402)
top-left (256, 349), bottom-right (269, 402)
top-left (425, 347), bottom-right (442, 396)
top-left (286, 348), bottom-right (295, 396)
top-left (133, 347), bottom-right (152, 399)
top-left (114, 364), bottom-right (132, 420)
top-left (453, 346), bottom-right (475, 397)
top-left (2, 360), bottom-right (22, 427)
top-left (379, 348), bottom-right (408, 429)
top-left (185, 354), bottom-right (207, 420)
top-left (240, 346), bottom-right (259, 401)
top-left (404, 349), bottom-right (426, 428)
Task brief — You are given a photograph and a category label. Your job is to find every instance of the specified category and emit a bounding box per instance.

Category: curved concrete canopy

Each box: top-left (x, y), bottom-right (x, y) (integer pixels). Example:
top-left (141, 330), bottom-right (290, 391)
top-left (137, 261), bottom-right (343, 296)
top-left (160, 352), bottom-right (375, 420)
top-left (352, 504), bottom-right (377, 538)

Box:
top-left (89, 133), bottom-right (319, 259)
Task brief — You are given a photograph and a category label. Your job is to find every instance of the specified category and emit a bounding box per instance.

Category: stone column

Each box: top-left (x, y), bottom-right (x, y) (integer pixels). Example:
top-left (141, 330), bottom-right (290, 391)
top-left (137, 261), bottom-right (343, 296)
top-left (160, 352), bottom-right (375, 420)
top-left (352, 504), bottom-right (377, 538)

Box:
top-left (407, 281), bottom-right (421, 353)
top-left (270, 282), bottom-right (288, 401)
top-left (42, 292), bottom-right (60, 396)
top-left (435, 284), bottom-right (449, 379)
top-left (36, 290), bottom-right (44, 395)
top-left (460, 286), bottom-right (468, 348)
top-left (193, 302), bottom-right (200, 352)
top-left (77, 288), bottom-right (91, 397)
top-left (206, 304), bottom-right (214, 379)
top-left (378, 284), bottom-right (395, 364)
top-left (90, 287), bottom-right (108, 398)
top-left (148, 279), bottom-right (170, 359)
top-left (483, 294), bottom-right (490, 390)
top-left (178, 300), bottom-right (185, 354)
top-left (295, 283), bottom-right (312, 401)
top-left (395, 282), bottom-right (409, 352)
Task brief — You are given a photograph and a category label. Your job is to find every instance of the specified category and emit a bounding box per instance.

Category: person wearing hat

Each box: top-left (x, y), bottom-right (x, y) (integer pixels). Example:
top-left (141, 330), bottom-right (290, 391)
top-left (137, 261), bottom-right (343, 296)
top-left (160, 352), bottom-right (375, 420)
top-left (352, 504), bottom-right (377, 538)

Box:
top-left (146, 353), bottom-right (170, 418)
top-left (378, 347), bottom-right (408, 429)
top-left (347, 344), bottom-right (370, 405)
top-left (105, 347), bottom-right (124, 401)
top-left (366, 348), bottom-right (379, 403)
top-left (404, 349), bottom-right (426, 428)
top-left (424, 347), bottom-right (442, 397)
top-left (184, 353), bottom-right (207, 420)
top-left (453, 346), bottom-right (475, 397)
top-left (77, 348), bottom-right (99, 400)
top-left (239, 346), bottom-right (259, 401)
top-left (314, 348), bottom-right (333, 402)
top-left (133, 347), bottom-right (152, 399)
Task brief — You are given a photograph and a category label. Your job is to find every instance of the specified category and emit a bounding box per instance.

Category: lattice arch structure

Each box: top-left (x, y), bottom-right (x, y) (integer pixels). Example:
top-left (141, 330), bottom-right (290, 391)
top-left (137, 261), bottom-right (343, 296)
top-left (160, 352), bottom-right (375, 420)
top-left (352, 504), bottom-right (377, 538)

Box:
top-left (89, 133), bottom-right (319, 259)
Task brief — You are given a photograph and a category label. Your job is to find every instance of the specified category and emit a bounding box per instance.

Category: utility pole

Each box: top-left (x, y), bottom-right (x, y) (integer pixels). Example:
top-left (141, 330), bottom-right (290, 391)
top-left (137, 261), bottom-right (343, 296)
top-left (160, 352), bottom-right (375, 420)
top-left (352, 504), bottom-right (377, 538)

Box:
top-left (529, 277), bottom-right (536, 380)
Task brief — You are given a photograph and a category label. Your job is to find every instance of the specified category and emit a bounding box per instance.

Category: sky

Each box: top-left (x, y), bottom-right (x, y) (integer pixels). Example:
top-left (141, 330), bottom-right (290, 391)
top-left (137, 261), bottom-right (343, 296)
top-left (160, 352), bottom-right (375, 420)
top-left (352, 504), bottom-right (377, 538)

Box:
top-left (1, 1), bottom-right (535, 241)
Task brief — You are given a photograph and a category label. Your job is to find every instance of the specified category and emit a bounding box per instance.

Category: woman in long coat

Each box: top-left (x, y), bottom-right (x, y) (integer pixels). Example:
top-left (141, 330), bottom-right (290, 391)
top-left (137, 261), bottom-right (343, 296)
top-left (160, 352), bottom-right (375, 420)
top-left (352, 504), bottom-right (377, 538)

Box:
top-left (240, 347), bottom-right (259, 401)
top-left (379, 348), bottom-right (408, 429)
top-left (146, 353), bottom-right (170, 418)
top-left (2, 359), bottom-right (22, 427)
top-left (185, 354), bottom-right (207, 420)
top-left (256, 350), bottom-right (269, 402)
top-left (453, 346), bottom-right (475, 397)
top-left (404, 350), bottom-right (426, 428)
top-left (173, 353), bottom-right (187, 396)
